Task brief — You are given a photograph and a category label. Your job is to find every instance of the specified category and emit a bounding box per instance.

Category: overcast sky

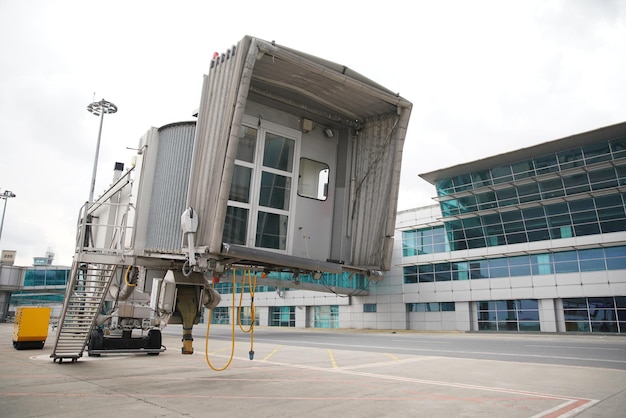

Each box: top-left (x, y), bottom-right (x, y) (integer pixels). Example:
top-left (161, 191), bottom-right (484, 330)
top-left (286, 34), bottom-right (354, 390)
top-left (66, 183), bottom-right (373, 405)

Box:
top-left (0, 0), bottom-right (624, 266)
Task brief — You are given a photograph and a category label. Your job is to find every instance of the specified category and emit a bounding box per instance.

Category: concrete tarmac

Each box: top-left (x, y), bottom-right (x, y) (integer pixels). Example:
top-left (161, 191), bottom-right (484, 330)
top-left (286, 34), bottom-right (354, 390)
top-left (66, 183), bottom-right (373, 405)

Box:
top-left (1, 323), bottom-right (624, 417)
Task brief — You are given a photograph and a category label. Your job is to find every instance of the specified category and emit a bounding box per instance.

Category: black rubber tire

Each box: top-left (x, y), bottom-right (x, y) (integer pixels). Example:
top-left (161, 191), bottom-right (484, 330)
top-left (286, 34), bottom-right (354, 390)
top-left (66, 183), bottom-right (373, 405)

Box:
top-left (88, 328), bottom-right (104, 356)
top-left (147, 329), bottom-right (162, 350)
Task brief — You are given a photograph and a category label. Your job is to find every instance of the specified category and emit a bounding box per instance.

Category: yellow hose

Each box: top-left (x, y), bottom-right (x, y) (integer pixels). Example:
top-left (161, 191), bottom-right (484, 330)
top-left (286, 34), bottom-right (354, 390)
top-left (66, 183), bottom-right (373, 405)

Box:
top-left (124, 265), bottom-right (137, 287)
top-left (205, 269), bottom-right (236, 371)
top-left (238, 270), bottom-right (256, 360)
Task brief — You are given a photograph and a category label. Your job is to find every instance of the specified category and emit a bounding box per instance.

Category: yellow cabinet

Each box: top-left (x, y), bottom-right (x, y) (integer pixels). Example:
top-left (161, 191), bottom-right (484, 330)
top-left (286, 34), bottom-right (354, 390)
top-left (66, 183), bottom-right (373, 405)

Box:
top-left (12, 306), bottom-right (51, 350)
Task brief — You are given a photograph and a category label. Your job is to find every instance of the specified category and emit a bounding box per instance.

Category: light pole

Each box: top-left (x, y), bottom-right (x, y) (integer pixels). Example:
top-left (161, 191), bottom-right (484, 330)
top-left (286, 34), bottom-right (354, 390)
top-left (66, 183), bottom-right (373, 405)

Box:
top-left (0, 190), bottom-right (16, 242)
top-left (86, 98), bottom-right (118, 203)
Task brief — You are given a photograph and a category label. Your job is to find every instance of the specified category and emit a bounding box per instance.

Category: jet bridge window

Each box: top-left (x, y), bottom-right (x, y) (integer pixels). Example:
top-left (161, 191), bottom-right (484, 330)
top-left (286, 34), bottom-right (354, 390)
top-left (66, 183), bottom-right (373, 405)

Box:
top-left (224, 122), bottom-right (299, 251)
top-left (298, 158), bottom-right (329, 201)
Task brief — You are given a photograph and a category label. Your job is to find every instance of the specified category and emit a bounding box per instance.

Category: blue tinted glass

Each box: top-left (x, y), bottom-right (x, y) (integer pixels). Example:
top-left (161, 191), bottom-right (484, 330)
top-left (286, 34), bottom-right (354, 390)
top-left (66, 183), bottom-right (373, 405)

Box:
top-left (579, 258), bottom-right (606, 272)
top-left (403, 266), bottom-right (418, 283)
top-left (441, 199), bottom-right (460, 216)
top-left (532, 254), bottom-right (553, 275)
top-left (579, 248), bottom-right (604, 260)
top-left (472, 170), bottom-right (492, 187)
top-left (517, 299), bottom-right (539, 310)
top-left (492, 165), bottom-right (513, 183)
top-left (589, 168), bottom-right (618, 190)
top-left (418, 265), bottom-right (434, 282)
top-left (470, 260), bottom-right (488, 279)
top-left (489, 266), bottom-right (509, 279)
top-left (540, 178), bottom-right (565, 199)
top-left (605, 246), bottom-right (626, 258)
top-left (583, 142), bottom-right (611, 164)
top-left (558, 148), bottom-right (584, 169)
top-left (509, 256), bottom-right (531, 276)
top-left (512, 160), bottom-right (534, 179)
top-left (534, 154), bottom-right (558, 174)
top-left (595, 194), bottom-right (623, 209)
top-left (496, 188), bottom-right (518, 205)
top-left (563, 173), bottom-right (590, 194)
top-left (501, 210), bottom-right (522, 222)
top-left (522, 206), bottom-right (545, 220)
top-left (569, 199), bottom-right (595, 212)
top-left (546, 202), bottom-right (569, 215)
top-left (402, 230), bottom-right (417, 257)
top-left (554, 251), bottom-right (577, 261)
top-left (453, 174), bottom-right (472, 191)
top-left (436, 178), bottom-right (454, 195)
top-left (554, 261), bottom-right (579, 273)
top-left (610, 137), bottom-right (626, 158)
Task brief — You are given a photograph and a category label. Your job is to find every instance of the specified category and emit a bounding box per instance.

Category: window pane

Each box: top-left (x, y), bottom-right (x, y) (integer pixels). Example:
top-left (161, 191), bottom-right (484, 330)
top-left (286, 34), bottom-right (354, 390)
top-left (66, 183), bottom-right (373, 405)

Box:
top-left (298, 158), bottom-right (329, 200)
top-left (583, 142), bottom-right (611, 164)
top-left (540, 178), bottom-right (565, 199)
top-left (492, 165), bottom-right (513, 183)
top-left (229, 165), bottom-right (252, 203)
top-left (263, 133), bottom-right (294, 172)
top-left (441, 302), bottom-right (456, 312)
top-left (223, 206), bottom-right (248, 245)
top-left (418, 264), bottom-right (434, 282)
top-left (237, 126), bottom-right (257, 163)
top-left (256, 212), bottom-right (288, 250)
top-left (259, 172), bottom-right (291, 210)
top-left (563, 173), bottom-right (590, 195)
top-left (509, 255), bottom-right (531, 276)
top-left (558, 148), bottom-right (584, 169)
top-left (402, 230), bottom-right (417, 257)
top-left (534, 154), bottom-right (558, 174)
top-left (403, 266), bottom-right (418, 283)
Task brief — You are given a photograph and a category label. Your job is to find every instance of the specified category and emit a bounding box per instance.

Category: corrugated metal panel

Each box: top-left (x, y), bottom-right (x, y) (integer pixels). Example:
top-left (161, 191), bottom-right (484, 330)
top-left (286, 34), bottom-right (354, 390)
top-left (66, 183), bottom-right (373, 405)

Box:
top-left (350, 110), bottom-right (411, 270)
top-left (144, 122), bottom-right (195, 252)
top-left (186, 36), bottom-right (255, 253)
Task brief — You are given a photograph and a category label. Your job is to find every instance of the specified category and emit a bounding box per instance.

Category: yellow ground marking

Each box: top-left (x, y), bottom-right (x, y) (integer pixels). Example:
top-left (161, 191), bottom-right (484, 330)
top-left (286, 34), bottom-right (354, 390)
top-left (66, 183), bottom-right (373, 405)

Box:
top-left (328, 349), bottom-right (338, 368)
top-left (384, 353), bottom-right (401, 361)
top-left (262, 345), bottom-right (283, 361)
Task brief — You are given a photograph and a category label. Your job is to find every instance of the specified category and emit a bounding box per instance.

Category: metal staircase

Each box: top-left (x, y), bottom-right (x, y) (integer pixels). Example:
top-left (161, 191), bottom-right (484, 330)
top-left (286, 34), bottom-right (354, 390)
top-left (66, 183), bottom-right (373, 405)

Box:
top-left (51, 262), bottom-right (116, 363)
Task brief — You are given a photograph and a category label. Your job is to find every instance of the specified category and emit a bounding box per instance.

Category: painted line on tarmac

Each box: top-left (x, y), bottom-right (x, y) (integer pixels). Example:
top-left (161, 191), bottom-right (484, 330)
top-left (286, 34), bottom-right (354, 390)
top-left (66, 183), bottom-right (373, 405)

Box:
top-left (252, 337), bottom-right (626, 365)
top-left (384, 353), bottom-right (401, 361)
top-left (262, 344), bottom-right (282, 361)
top-left (525, 344), bottom-right (622, 351)
top-left (530, 398), bottom-right (600, 418)
top-left (327, 349), bottom-right (338, 368)
top-left (339, 356), bottom-right (442, 371)
top-left (224, 353), bottom-right (599, 417)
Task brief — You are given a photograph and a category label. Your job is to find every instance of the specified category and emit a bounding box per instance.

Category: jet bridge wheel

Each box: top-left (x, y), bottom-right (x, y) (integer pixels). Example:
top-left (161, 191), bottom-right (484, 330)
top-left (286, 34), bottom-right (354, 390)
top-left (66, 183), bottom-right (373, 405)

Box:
top-left (147, 329), bottom-right (161, 355)
top-left (87, 328), bottom-right (104, 357)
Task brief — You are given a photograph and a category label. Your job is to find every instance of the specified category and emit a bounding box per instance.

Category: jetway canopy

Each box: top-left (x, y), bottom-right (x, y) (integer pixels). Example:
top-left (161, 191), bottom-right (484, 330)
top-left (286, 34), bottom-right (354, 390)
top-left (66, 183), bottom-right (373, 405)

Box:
top-left (187, 35), bottom-right (412, 275)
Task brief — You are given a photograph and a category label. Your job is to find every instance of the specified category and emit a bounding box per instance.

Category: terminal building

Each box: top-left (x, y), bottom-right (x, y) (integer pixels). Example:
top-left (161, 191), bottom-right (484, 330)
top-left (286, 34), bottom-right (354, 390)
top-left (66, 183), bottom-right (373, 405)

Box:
top-left (397, 121), bottom-right (626, 333)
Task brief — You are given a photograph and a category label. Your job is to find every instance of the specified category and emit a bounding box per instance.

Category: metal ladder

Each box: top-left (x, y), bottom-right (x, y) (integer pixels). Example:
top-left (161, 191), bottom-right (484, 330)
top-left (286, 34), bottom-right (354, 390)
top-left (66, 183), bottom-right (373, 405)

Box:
top-left (51, 261), bottom-right (116, 363)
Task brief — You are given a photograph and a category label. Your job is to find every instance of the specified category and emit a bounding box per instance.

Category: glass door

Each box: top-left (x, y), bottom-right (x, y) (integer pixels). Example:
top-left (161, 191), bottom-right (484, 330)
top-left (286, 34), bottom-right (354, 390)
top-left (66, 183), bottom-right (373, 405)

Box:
top-left (223, 120), bottom-right (298, 252)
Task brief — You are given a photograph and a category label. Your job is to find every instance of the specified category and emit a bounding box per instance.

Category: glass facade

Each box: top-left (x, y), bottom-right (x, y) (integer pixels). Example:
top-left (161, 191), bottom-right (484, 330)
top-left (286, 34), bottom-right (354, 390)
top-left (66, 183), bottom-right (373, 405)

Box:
top-left (421, 136), bottom-right (626, 252)
top-left (403, 132), bottom-right (626, 333)
top-left (477, 299), bottom-right (540, 331)
top-left (407, 302), bottom-right (455, 312)
top-left (402, 193), bottom-right (626, 253)
top-left (269, 306), bottom-right (295, 327)
top-left (314, 305), bottom-right (339, 328)
top-left (22, 268), bottom-right (70, 287)
top-left (403, 246), bottom-right (626, 283)
top-left (563, 297), bottom-right (626, 333)
top-left (210, 307), bottom-right (231, 324)
top-left (237, 306), bottom-right (259, 326)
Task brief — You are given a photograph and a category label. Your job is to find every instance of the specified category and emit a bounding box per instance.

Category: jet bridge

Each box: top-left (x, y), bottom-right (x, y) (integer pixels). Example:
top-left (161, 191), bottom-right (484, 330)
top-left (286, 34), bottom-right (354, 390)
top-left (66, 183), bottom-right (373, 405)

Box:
top-left (51, 35), bottom-right (412, 361)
